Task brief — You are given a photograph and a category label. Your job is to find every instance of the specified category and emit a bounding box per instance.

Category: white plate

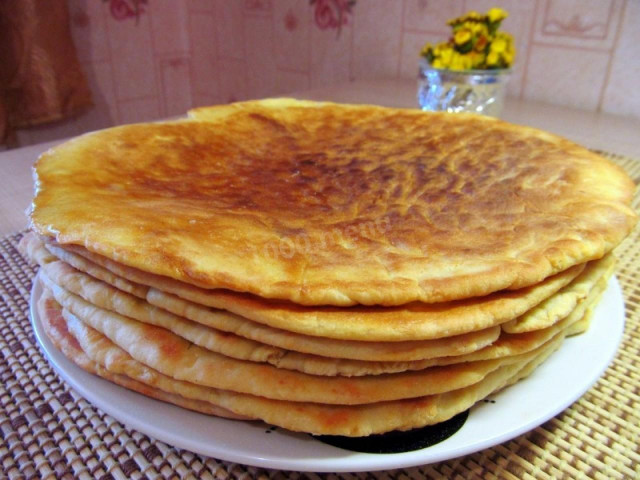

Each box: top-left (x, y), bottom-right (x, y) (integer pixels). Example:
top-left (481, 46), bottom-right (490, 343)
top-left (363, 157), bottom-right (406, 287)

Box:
top-left (30, 275), bottom-right (625, 472)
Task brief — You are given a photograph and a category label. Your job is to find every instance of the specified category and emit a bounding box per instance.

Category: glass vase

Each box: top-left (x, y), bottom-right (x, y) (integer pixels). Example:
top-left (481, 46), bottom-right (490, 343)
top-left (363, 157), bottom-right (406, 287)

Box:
top-left (417, 59), bottom-right (511, 117)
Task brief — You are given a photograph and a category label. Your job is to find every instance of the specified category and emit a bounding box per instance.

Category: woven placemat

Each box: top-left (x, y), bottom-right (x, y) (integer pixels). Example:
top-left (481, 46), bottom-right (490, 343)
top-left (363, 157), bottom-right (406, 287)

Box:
top-left (1, 152), bottom-right (639, 480)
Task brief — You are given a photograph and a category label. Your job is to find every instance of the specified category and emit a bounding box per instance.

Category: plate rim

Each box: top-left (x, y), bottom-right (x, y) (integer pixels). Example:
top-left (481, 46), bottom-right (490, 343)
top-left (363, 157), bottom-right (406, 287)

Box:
top-left (29, 273), bottom-right (626, 472)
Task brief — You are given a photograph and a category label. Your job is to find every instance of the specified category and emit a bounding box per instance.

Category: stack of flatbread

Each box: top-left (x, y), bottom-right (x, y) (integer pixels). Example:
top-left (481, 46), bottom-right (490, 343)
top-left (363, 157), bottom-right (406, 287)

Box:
top-left (21, 99), bottom-right (637, 437)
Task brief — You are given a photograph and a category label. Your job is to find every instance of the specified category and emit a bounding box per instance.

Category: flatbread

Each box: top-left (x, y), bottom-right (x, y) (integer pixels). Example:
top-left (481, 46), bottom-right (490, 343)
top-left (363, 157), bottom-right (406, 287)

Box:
top-left (565, 280), bottom-right (608, 336)
top-left (19, 232), bottom-right (57, 266)
top-left (37, 288), bottom-right (248, 419)
top-left (501, 254), bottom-right (615, 333)
top-left (39, 279), bottom-right (534, 405)
top-left (36, 255), bottom-right (602, 376)
top-left (418, 263), bottom-right (610, 368)
top-left (20, 233), bottom-right (148, 299)
top-left (145, 286), bottom-right (499, 365)
top-left (38, 263), bottom-right (285, 365)
top-left (46, 238), bottom-right (585, 341)
top-left (30, 99), bottom-right (637, 306)
top-left (41, 286), bottom-right (564, 436)
top-left (37, 262), bottom-right (498, 376)
top-left (22, 234), bottom-right (501, 366)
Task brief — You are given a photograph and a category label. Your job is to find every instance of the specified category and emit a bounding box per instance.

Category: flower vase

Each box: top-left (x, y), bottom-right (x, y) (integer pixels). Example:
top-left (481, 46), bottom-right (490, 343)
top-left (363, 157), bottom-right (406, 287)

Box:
top-left (417, 59), bottom-right (511, 117)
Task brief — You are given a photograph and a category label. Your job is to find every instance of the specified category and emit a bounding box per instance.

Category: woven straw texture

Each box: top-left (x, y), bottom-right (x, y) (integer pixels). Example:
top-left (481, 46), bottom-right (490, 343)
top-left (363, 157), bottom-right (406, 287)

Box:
top-left (1, 152), bottom-right (639, 479)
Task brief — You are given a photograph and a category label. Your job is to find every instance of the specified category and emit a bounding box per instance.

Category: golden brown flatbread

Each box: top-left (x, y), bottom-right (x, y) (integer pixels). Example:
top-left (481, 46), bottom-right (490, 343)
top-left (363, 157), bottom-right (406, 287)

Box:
top-left (21, 232), bottom-right (149, 298)
top-left (501, 254), bottom-right (615, 333)
top-left (45, 238), bottom-right (585, 341)
top-left (30, 100), bottom-right (637, 306)
top-left (565, 276), bottom-right (609, 336)
top-left (37, 288), bottom-right (248, 419)
top-left (35, 251), bottom-right (605, 376)
top-left (41, 285), bottom-right (565, 436)
top-left (36, 264), bottom-right (501, 376)
top-left (418, 265), bottom-right (611, 368)
top-left (21, 234), bottom-right (501, 366)
top-left (39, 278), bottom-right (537, 405)
top-left (38, 262), bottom-right (285, 365)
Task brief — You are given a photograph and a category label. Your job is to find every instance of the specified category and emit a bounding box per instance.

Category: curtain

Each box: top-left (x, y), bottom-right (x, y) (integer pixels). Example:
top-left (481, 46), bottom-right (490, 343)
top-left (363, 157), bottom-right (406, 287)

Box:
top-left (0, 0), bottom-right (92, 146)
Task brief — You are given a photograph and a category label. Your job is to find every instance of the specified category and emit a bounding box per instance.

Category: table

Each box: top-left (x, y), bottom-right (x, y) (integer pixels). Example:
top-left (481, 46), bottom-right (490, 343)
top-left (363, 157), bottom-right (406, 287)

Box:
top-left (1, 79), bottom-right (639, 479)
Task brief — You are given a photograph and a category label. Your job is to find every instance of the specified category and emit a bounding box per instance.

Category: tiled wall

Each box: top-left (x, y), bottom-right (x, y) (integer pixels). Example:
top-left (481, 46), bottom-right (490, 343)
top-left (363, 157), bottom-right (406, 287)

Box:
top-left (16, 0), bottom-right (640, 146)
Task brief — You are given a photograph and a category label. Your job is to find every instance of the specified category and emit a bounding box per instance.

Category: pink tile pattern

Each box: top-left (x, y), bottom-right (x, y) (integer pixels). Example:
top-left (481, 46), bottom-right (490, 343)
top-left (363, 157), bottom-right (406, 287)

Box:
top-left (188, 11), bottom-right (219, 102)
top-left (244, 16), bottom-right (278, 99)
top-left (104, 4), bottom-right (158, 101)
top-left (16, 0), bottom-right (640, 147)
top-left (403, 0), bottom-right (465, 34)
top-left (309, 12), bottom-right (354, 87)
top-left (352, 0), bottom-right (403, 79)
top-left (274, 0), bottom-right (311, 72)
top-left (214, 1), bottom-right (245, 60)
top-left (149, 0), bottom-right (190, 54)
top-left (68, 0), bottom-right (111, 63)
top-left (310, 0), bottom-right (355, 36)
top-left (103, 0), bottom-right (149, 23)
top-left (533, 0), bottom-right (624, 50)
top-left (244, 0), bottom-right (273, 16)
top-left (601, 0), bottom-right (640, 119)
top-left (523, 45), bottom-right (610, 111)
top-left (159, 57), bottom-right (193, 117)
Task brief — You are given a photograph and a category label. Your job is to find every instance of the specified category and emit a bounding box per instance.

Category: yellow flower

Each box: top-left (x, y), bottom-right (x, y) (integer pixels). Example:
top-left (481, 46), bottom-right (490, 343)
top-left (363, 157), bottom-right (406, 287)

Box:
top-left (465, 11), bottom-right (483, 21)
top-left (497, 31), bottom-right (514, 45)
top-left (420, 43), bottom-right (432, 57)
top-left (490, 37), bottom-right (507, 53)
top-left (424, 7), bottom-right (515, 70)
top-left (469, 22), bottom-right (489, 36)
top-left (438, 45), bottom-right (454, 65)
top-left (449, 51), bottom-right (473, 71)
top-left (454, 28), bottom-right (472, 45)
top-left (447, 10), bottom-right (482, 27)
top-left (470, 51), bottom-right (486, 69)
top-left (487, 7), bottom-right (508, 23)
top-left (487, 51), bottom-right (500, 67)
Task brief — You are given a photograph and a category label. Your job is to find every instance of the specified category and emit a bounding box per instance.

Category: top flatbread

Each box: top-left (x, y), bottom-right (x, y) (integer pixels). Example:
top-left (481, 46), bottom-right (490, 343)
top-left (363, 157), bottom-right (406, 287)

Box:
top-left (30, 99), bottom-right (637, 306)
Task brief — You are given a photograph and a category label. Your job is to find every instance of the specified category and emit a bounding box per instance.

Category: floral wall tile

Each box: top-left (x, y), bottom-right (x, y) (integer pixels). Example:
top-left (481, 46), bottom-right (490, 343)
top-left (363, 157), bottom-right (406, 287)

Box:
top-left (188, 11), bottom-right (219, 100)
top-left (149, 0), bottom-right (190, 54)
top-left (158, 56), bottom-right (193, 117)
top-left (310, 0), bottom-right (356, 37)
top-left (274, 0), bottom-right (311, 72)
top-left (244, 0), bottom-right (274, 16)
top-left (68, 0), bottom-right (111, 62)
top-left (81, 60), bottom-right (119, 123)
top-left (244, 16), bottom-right (278, 99)
top-left (217, 59), bottom-right (249, 103)
top-left (533, 0), bottom-right (624, 51)
top-left (14, 0), bottom-right (640, 147)
top-left (309, 6), bottom-right (354, 88)
top-left (118, 97), bottom-right (162, 124)
top-left (403, 0), bottom-right (465, 34)
top-left (601, 0), bottom-right (640, 118)
top-left (275, 70), bottom-right (311, 95)
top-left (185, 0), bottom-right (214, 13)
top-left (215, 0), bottom-right (245, 59)
top-left (352, 0), bottom-right (403, 79)
top-left (523, 45), bottom-right (609, 111)
top-left (104, 2), bottom-right (158, 100)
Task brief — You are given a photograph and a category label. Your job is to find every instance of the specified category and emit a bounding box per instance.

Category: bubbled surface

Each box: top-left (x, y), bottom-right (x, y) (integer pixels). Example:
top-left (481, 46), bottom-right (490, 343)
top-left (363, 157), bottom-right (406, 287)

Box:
top-left (31, 99), bottom-right (637, 305)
